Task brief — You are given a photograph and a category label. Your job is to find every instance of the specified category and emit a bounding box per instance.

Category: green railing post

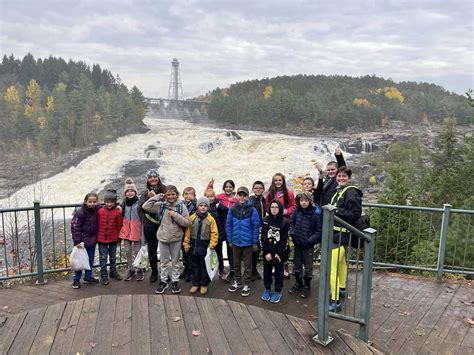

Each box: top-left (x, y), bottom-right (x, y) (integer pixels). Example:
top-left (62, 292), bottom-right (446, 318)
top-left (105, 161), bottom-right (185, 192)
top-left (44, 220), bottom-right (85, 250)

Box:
top-left (359, 228), bottom-right (376, 342)
top-left (33, 201), bottom-right (46, 285)
top-left (437, 204), bottom-right (451, 281)
top-left (313, 205), bottom-right (336, 346)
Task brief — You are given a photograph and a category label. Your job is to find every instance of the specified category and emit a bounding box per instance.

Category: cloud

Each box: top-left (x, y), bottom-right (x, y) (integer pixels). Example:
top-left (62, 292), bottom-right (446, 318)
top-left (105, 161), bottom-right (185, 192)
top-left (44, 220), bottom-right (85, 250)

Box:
top-left (0, 0), bottom-right (472, 96)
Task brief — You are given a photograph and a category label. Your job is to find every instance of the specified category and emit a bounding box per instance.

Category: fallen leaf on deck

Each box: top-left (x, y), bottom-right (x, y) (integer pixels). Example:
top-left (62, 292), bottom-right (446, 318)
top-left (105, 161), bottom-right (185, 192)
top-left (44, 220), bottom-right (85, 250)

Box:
top-left (445, 289), bottom-right (453, 293)
top-left (192, 330), bottom-right (201, 336)
top-left (460, 300), bottom-right (473, 306)
top-left (383, 303), bottom-right (391, 308)
top-left (415, 328), bottom-right (425, 336)
top-left (309, 314), bottom-right (317, 320)
top-left (465, 318), bottom-right (474, 327)
top-left (206, 347), bottom-right (212, 353)
top-left (2, 306), bottom-right (8, 310)
top-left (172, 316), bottom-right (182, 322)
top-left (347, 296), bottom-right (352, 300)
top-left (303, 304), bottom-right (308, 308)
top-left (112, 342), bottom-right (118, 348)
top-left (90, 342), bottom-right (97, 348)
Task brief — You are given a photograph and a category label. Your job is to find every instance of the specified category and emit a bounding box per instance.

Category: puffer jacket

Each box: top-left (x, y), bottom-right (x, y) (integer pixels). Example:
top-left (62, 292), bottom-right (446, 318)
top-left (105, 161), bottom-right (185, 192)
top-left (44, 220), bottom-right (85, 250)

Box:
top-left (183, 213), bottom-right (218, 256)
top-left (97, 207), bottom-right (123, 244)
top-left (142, 197), bottom-right (189, 243)
top-left (331, 184), bottom-right (362, 245)
top-left (226, 200), bottom-right (260, 247)
top-left (119, 198), bottom-right (142, 242)
top-left (209, 201), bottom-right (227, 241)
top-left (71, 204), bottom-right (100, 247)
top-left (289, 204), bottom-right (322, 250)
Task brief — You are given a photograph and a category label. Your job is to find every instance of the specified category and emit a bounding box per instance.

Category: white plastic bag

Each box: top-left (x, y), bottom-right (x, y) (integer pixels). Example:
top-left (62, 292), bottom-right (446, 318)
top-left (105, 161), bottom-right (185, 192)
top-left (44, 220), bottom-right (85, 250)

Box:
top-left (69, 242), bottom-right (91, 271)
top-left (133, 246), bottom-right (149, 269)
top-left (205, 248), bottom-right (219, 280)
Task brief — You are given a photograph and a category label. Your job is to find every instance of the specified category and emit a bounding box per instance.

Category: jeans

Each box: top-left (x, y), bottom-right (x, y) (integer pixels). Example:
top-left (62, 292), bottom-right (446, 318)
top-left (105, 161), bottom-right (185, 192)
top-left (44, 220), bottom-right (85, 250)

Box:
top-left (73, 245), bottom-right (96, 282)
top-left (191, 254), bottom-right (210, 286)
top-left (98, 242), bottom-right (118, 278)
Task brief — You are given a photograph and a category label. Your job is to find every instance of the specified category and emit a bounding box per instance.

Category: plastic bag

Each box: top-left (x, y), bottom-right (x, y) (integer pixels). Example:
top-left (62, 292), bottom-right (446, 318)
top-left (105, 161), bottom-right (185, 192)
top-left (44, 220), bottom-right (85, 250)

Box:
top-left (133, 246), bottom-right (149, 269)
top-left (205, 248), bottom-right (219, 280)
top-left (69, 242), bottom-right (91, 271)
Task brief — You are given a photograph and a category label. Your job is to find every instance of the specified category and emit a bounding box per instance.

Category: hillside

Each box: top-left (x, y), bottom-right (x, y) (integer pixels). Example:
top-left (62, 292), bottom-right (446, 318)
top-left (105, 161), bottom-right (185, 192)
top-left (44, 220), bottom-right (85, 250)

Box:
top-left (207, 75), bottom-right (473, 130)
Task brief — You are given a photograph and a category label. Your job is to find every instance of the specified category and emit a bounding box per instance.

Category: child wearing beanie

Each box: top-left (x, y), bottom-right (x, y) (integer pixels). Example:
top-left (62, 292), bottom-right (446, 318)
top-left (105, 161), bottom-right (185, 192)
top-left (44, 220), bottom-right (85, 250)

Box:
top-left (183, 197), bottom-right (218, 295)
top-left (119, 178), bottom-right (145, 281)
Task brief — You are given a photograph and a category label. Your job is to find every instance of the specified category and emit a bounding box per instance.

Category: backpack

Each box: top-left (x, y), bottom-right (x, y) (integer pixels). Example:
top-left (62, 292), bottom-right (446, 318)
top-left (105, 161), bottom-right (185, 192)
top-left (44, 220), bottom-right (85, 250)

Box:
top-left (155, 200), bottom-right (185, 225)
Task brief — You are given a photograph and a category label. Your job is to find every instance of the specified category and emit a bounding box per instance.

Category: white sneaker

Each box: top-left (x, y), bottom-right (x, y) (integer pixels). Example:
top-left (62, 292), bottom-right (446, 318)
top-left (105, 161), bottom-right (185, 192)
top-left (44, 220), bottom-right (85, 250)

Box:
top-left (228, 280), bottom-right (241, 292)
top-left (241, 285), bottom-right (250, 297)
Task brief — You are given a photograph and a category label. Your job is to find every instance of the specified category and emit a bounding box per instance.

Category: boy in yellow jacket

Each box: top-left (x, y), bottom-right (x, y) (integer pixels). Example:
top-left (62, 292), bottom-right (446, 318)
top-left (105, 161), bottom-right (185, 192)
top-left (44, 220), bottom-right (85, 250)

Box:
top-left (183, 197), bottom-right (218, 295)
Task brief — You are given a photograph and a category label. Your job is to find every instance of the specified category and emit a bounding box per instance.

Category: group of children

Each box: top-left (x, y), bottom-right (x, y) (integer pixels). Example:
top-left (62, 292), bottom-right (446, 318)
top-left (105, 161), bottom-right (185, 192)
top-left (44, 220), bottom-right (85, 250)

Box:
top-left (71, 147), bottom-right (362, 311)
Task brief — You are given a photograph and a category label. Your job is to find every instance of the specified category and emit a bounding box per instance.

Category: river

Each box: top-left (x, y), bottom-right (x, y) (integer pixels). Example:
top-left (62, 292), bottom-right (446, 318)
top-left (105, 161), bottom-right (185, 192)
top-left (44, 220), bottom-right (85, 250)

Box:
top-left (0, 118), bottom-right (346, 208)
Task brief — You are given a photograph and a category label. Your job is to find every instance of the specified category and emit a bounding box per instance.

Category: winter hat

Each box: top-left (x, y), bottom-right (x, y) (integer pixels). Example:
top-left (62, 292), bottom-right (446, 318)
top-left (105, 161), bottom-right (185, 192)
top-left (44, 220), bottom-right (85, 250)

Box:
top-left (145, 169), bottom-right (160, 178)
top-left (197, 196), bottom-right (210, 208)
top-left (298, 191), bottom-right (314, 206)
top-left (104, 189), bottom-right (118, 202)
top-left (236, 186), bottom-right (249, 196)
top-left (124, 178), bottom-right (137, 194)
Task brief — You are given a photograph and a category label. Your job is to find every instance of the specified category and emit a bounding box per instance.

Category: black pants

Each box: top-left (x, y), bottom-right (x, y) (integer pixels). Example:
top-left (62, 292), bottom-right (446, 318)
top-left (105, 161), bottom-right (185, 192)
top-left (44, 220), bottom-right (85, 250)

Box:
top-left (293, 245), bottom-right (314, 278)
top-left (263, 258), bottom-right (284, 292)
top-left (214, 239), bottom-right (225, 272)
top-left (144, 222), bottom-right (159, 274)
top-left (226, 241), bottom-right (234, 273)
top-left (181, 246), bottom-right (192, 276)
top-left (191, 254), bottom-right (210, 286)
top-left (252, 243), bottom-right (261, 274)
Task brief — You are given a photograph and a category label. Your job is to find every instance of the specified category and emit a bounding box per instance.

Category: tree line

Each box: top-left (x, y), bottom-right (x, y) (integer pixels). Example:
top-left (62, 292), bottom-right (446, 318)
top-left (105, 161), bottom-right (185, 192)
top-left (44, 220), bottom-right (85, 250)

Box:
top-left (0, 54), bottom-right (147, 157)
top-left (207, 75), bottom-right (474, 130)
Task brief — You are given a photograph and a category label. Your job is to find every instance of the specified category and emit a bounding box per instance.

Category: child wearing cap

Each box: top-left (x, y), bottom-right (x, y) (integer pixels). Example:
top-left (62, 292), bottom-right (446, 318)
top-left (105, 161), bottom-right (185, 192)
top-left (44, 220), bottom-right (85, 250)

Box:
top-left (119, 178), bottom-right (145, 281)
top-left (97, 189), bottom-right (124, 285)
top-left (183, 197), bottom-right (218, 295)
top-left (288, 191), bottom-right (322, 298)
top-left (226, 186), bottom-right (260, 297)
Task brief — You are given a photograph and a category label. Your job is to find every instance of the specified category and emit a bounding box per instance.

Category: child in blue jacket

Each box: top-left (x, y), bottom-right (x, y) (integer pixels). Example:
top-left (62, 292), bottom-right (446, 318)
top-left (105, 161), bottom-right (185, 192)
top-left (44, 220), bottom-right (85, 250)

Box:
top-left (226, 186), bottom-right (260, 297)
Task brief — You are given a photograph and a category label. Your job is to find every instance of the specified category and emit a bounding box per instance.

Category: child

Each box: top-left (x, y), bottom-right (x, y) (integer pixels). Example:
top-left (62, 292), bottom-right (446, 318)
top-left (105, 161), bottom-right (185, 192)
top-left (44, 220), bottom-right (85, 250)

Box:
top-left (266, 173), bottom-right (296, 279)
top-left (119, 178), bottom-right (144, 281)
top-left (183, 197), bottom-right (218, 295)
top-left (227, 186), bottom-right (260, 297)
top-left (261, 200), bottom-right (289, 303)
top-left (97, 189), bottom-right (123, 285)
top-left (288, 191), bottom-right (322, 298)
top-left (207, 178), bottom-right (237, 208)
top-left (71, 192), bottom-right (100, 289)
top-left (142, 185), bottom-right (189, 294)
top-left (204, 188), bottom-right (228, 279)
top-left (181, 187), bottom-right (197, 281)
top-left (138, 169), bottom-right (167, 282)
top-left (313, 145), bottom-right (346, 206)
top-left (250, 180), bottom-right (266, 281)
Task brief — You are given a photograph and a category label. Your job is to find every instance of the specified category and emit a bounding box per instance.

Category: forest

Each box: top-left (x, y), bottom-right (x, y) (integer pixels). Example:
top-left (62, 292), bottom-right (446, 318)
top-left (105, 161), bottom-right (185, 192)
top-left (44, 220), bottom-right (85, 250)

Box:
top-left (207, 75), bottom-right (474, 130)
top-left (0, 54), bottom-right (147, 158)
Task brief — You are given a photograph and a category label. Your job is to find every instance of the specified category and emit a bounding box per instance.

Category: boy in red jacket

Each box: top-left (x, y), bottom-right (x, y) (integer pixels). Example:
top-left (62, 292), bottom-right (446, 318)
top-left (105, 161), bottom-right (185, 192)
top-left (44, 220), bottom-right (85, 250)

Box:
top-left (97, 189), bottom-right (123, 285)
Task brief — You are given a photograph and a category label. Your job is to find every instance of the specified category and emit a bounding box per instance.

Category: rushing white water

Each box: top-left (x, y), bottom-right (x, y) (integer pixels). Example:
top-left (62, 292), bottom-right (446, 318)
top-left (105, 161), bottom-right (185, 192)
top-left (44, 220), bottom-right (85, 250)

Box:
top-left (1, 118), bottom-right (347, 207)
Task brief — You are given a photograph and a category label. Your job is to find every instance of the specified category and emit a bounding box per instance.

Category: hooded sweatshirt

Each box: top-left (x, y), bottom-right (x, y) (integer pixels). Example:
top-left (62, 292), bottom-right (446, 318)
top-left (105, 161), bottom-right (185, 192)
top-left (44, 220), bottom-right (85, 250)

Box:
top-left (261, 200), bottom-right (289, 258)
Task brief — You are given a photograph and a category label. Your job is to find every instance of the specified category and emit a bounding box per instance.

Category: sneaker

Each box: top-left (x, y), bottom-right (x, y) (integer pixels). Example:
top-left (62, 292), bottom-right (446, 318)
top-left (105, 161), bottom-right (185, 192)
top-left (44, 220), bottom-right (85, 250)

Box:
top-left (270, 292), bottom-right (282, 303)
top-left (72, 280), bottom-right (81, 289)
top-left (339, 288), bottom-right (348, 299)
top-left (83, 277), bottom-right (99, 284)
top-left (288, 283), bottom-right (303, 294)
top-left (109, 271), bottom-right (123, 280)
top-left (124, 270), bottom-right (136, 281)
top-left (301, 286), bottom-right (310, 298)
top-left (228, 280), bottom-right (241, 292)
top-left (200, 286), bottom-right (208, 295)
top-left (101, 277), bottom-right (109, 285)
top-left (329, 300), bottom-right (342, 313)
top-left (261, 289), bottom-right (271, 301)
top-left (155, 281), bottom-right (168, 294)
top-left (136, 269), bottom-right (144, 281)
top-left (190, 286), bottom-right (200, 294)
top-left (150, 272), bottom-right (158, 283)
top-left (171, 282), bottom-right (181, 294)
top-left (241, 285), bottom-right (250, 297)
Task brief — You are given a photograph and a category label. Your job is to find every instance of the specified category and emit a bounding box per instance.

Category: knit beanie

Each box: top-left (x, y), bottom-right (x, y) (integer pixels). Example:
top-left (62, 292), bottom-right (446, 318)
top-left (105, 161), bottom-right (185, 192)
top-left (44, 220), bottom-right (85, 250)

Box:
top-left (124, 178), bottom-right (137, 194)
top-left (104, 189), bottom-right (118, 202)
top-left (298, 191), bottom-right (314, 206)
top-left (145, 169), bottom-right (160, 178)
top-left (197, 196), bottom-right (210, 209)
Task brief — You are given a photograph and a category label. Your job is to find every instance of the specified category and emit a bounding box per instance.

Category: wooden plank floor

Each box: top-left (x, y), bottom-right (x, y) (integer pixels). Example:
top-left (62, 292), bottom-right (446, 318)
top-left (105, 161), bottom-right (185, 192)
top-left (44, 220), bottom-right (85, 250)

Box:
top-left (0, 295), bottom-right (381, 354)
top-left (0, 270), bottom-right (472, 354)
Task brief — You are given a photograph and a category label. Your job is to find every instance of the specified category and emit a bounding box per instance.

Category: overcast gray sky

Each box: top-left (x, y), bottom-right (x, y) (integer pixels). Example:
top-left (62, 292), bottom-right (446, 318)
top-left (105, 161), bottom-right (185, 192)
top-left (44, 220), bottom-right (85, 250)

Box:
top-left (1, 0), bottom-right (472, 97)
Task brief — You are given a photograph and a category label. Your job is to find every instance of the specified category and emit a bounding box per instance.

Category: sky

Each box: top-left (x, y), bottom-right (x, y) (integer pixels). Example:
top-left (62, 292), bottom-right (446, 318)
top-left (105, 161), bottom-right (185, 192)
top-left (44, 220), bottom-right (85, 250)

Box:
top-left (0, 0), bottom-right (473, 98)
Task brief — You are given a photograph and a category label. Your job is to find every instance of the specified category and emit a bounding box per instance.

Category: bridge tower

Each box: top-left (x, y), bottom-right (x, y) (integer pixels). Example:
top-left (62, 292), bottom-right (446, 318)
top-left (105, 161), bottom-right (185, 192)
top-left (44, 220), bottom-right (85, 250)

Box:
top-left (168, 58), bottom-right (183, 102)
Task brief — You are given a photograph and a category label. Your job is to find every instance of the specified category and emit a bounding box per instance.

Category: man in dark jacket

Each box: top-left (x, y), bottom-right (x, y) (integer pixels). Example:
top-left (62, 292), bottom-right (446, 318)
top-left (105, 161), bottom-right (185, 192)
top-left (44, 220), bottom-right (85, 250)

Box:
top-left (314, 145), bottom-right (346, 207)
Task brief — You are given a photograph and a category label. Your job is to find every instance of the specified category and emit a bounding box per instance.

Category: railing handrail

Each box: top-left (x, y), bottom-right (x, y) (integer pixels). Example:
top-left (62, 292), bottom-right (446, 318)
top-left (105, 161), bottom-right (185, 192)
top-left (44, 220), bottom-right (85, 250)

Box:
top-left (333, 215), bottom-right (371, 242)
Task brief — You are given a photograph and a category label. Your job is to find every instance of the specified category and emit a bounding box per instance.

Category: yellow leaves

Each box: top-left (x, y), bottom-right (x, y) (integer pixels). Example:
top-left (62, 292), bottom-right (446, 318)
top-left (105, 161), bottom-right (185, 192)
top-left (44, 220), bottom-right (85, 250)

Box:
top-left (263, 85), bottom-right (273, 100)
top-left (4, 86), bottom-right (20, 107)
top-left (353, 98), bottom-right (370, 107)
top-left (24, 103), bottom-right (33, 118)
top-left (46, 96), bottom-right (54, 112)
top-left (93, 113), bottom-right (102, 128)
top-left (375, 86), bottom-right (404, 104)
top-left (369, 176), bottom-right (377, 186)
top-left (25, 79), bottom-right (42, 119)
top-left (221, 88), bottom-right (229, 97)
top-left (55, 82), bottom-right (67, 93)
top-left (26, 79), bottom-right (40, 102)
top-left (38, 116), bottom-right (47, 129)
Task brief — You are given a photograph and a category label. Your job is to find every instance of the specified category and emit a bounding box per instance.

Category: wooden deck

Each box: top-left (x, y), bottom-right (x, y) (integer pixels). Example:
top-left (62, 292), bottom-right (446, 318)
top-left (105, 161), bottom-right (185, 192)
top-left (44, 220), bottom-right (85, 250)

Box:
top-left (0, 271), bottom-right (473, 354)
top-left (0, 295), bottom-right (382, 354)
